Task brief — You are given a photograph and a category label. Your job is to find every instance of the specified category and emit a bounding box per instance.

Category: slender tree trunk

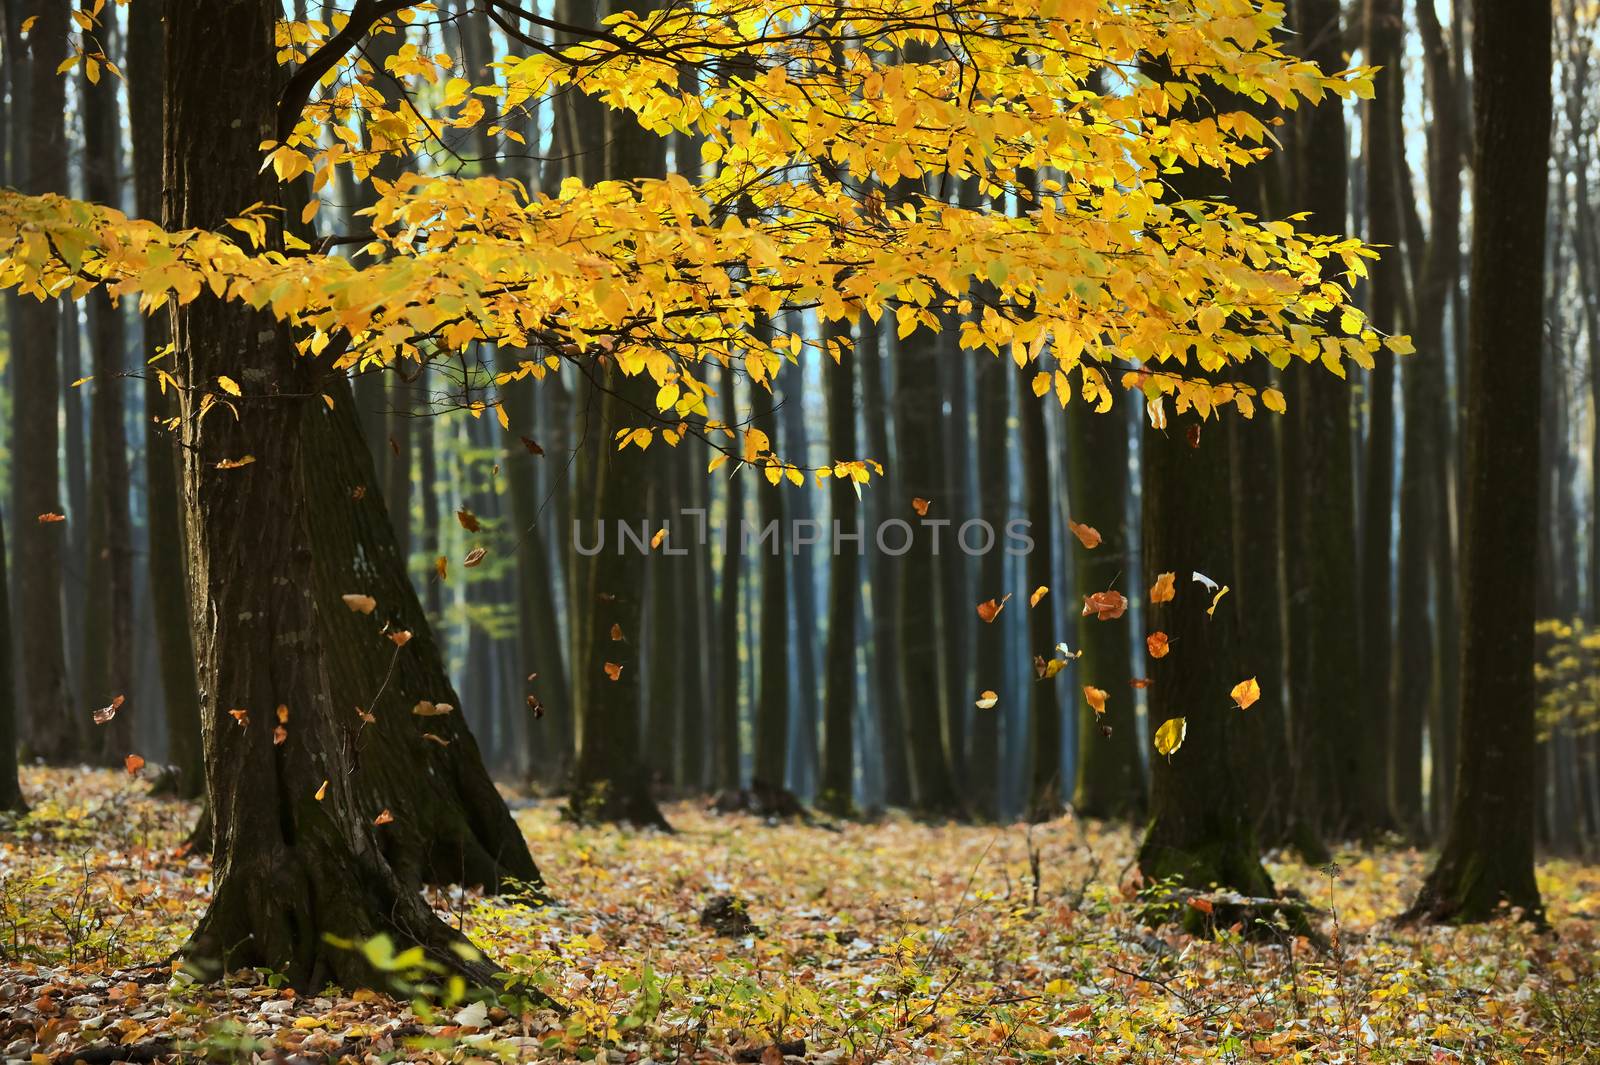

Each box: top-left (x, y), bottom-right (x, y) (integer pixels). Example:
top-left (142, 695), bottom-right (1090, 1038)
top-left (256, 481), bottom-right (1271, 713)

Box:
top-left (0, 517), bottom-right (21, 813)
top-left (80, 5), bottom-right (136, 767)
top-left (14, 0), bottom-right (75, 764)
top-left (750, 359), bottom-right (790, 791)
top-left (970, 355), bottom-right (1008, 820)
top-left (820, 323), bottom-right (857, 816)
top-left (1404, 0), bottom-right (1549, 926)
top-left (169, 0), bottom-right (501, 988)
top-left (714, 361), bottom-right (744, 791)
top-left (781, 364), bottom-right (820, 796)
top-left (1021, 383), bottom-right (1061, 821)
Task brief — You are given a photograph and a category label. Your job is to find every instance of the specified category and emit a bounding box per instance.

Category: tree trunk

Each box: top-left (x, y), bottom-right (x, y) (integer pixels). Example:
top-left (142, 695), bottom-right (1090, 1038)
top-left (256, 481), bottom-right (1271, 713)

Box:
top-left (1403, 0), bottom-right (1549, 926)
top-left (714, 361), bottom-right (744, 791)
top-left (14, 0), bottom-right (76, 764)
top-left (820, 323), bottom-right (857, 816)
top-left (750, 358), bottom-right (790, 791)
top-left (80, 3), bottom-right (136, 767)
top-left (1066, 381), bottom-right (1144, 819)
top-left (782, 361), bottom-right (821, 797)
top-left (128, 0), bottom-right (203, 797)
top-left (168, 0), bottom-right (502, 988)
top-left (1138, 410), bottom-right (1272, 895)
top-left (1021, 380), bottom-right (1061, 821)
top-left (969, 354), bottom-right (1007, 820)
top-left (0, 479), bottom-right (23, 813)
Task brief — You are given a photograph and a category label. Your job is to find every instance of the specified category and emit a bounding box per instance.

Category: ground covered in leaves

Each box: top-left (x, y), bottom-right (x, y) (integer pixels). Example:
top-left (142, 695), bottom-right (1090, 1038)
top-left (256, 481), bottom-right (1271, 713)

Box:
top-left (2, 768), bottom-right (1598, 1063)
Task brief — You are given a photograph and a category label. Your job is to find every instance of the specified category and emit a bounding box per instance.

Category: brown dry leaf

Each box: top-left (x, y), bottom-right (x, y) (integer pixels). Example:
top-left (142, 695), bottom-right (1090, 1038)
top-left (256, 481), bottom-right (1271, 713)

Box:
top-left (1149, 571), bottom-right (1177, 604)
top-left (911, 496), bottom-right (931, 517)
top-left (1129, 677), bottom-right (1153, 689)
top-left (1231, 676), bottom-right (1262, 710)
top-left (213, 455), bottom-right (255, 470)
top-left (388, 630), bottom-right (413, 647)
top-left (92, 694), bottom-right (126, 726)
top-left (464, 546), bottom-right (488, 568)
top-left (373, 809), bottom-right (394, 826)
top-left (412, 700), bottom-right (454, 717)
top-left (526, 695), bottom-right (545, 719)
top-left (1081, 589), bottom-right (1128, 621)
top-left (356, 707), bottom-right (376, 724)
top-left (341, 593), bottom-right (377, 614)
top-left (435, 555), bottom-right (448, 581)
top-left (603, 661), bottom-right (624, 681)
top-left (1146, 631), bottom-right (1171, 658)
top-left (975, 690), bottom-right (999, 710)
top-left (975, 593), bottom-right (1012, 624)
top-left (610, 623), bottom-right (624, 641)
top-left (37, 512), bottom-right (66, 523)
top-left (1029, 585), bottom-right (1049, 608)
top-left (1034, 655), bottom-right (1068, 680)
top-left (1083, 685), bottom-right (1108, 716)
top-left (456, 506), bottom-right (482, 532)
top-left (350, 484), bottom-right (366, 501)
top-left (1068, 519), bottom-right (1102, 549)
top-left (422, 733), bottom-right (450, 746)
top-left (272, 725), bottom-right (287, 746)
top-left (520, 436), bottom-right (544, 455)
top-left (228, 708), bottom-right (249, 727)
top-left (124, 753), bottom-right (145, 775)
top-left (1186, 423), bottom-right (1202, 449)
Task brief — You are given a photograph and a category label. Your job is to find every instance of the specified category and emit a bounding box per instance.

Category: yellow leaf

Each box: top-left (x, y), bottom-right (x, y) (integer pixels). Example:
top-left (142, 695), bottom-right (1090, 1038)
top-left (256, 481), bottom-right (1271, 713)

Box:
top-left (1083, 685), bottom-right (1107, 716)
top-left (975, 690), bottom-right (998, 710)
top-left (1149, 572), bottom-right (1177, 604)
top-left (1261, 388), bottom-right (1287, 414)
top-left (1029, 585), bottom-right (1048, 607)
top-left (1231, 676), bottom-right (1261, 710)
top-left (1154, 717), bottom-right (1187, 757)
top-left (217, 375), bottom-right (242, 396)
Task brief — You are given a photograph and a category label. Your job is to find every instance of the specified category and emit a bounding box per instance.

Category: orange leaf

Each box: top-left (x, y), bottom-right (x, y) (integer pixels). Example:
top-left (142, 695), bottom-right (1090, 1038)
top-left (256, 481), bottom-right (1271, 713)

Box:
top-left (975, 690), bottom-right (999, 710)
top-left (1029, 585), bottom-right (1048, 608)
top-left (422, 733), bottom-right (450, 746)
top-left (314, 780), bottom-right (328, 801)
top-left (124, 753), bottom-right (145, 775)
top-left (435, 555), bottom-right (448, 581)
top-left (356, 707), bottom-right (376, 724)
top-left (975, 593), bottom-right (1012, 623)
top-left (272, 725), bottom-right (287, 745)
top-left (464, 546), bottom-right (488, 567)
top-left (92, 694), bottom-right (126, 725)
top-left (1146, 632), bottom-right (1171, 658)
top-left (228, 708), bottom-right (249, 727)
top-left (1068, 519), bottom-right (1101, 549)
top-left (1231, 676), bottom-right (1261, 710)
top-left (276, 704), bottom-right (289, 724)
top-left (610, 623), bottom-right (624, 641)
top-left (373, 808), bottom-right (395, 826)
top-left (651, 527), bottom-right (668, 549)
top-left (1188, 896), bottom-right (1215, 914)
top-left (388, 630), bottom-right (413, 646)
top-left (456, 506), bottom-right (481, 532)
top-left (37, 512), bottom-right (66, 523)
top-left (1129, 677), bottom-right (1152, 689)
top-left (341, 593), bottom-right (377, 614)
top-left (911, 496), bottom-right (931, 517)
top-left (1149, 572), bottom-right (1177, 604)
top-left (603, 661), bottom-right (623, 681)
top-left (1081, 589), bottom-right (1128, 621)
top-left (1083, 685), bottom-right (1108, 716)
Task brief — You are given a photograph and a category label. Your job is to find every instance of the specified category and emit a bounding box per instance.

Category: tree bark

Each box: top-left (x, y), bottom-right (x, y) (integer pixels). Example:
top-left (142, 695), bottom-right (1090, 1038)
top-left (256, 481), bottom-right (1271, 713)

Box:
top-left (969, 354), bottom-right (1007, 820)
top-left (714, 361), bottom-right (744, 792)
top-left (819, 323), bottom-right (857, 816)
top-left (1020, 379), bottom-right (1061, 821)
top-left (1403, 0), bottom-right (1549, 926)
top-left (750, 355), bottom-right (790, 791)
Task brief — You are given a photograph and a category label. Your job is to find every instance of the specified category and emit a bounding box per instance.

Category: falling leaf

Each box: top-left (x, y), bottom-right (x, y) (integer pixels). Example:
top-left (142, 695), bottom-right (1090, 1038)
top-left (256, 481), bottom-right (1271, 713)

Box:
top-left (422, 733), bottom-right (450, 746)
top-left (911, 496), bottom-right (931, 517)
top-left (1129, 677), bottom-right (1152, 689)
top-left (1191, 571), bottom-right (1219, 594)
top-left (276, 704), bottom-right (289, 724)
top-left (651, 527), bottom-right (668, 549)
top-left (412, 700), bottom-right (454, 716)
top-left (456, 506), bottom-right (482, 532)
top-left (1146, 632), bottom-right (1171, 658)
top-left (520, 436), bottom-right (544, 455)
top-left (1081, 589), bottom-right (1128, 621)
top-left (351, 485), bottom-right (366, 501)
top-left (1208, 585), bottom-right (1231, 617)
top-left (1186, 424), bottom-right (1202, 449)
top-left (1029, 586), bottom-right (1049, 608)
top-left (1083, 685), bottom-right (1108, 716)
top-left (1034, 655), bottom-right (1069, 680)
top-left (526, 695), bottom-right (545, 719)
top-left (216, 375), bottom-right (241, 396)
top-left (37, 512), bottom-right (66, 523)
top-left (214, 455), bottom-right (256, 470)
top-left (388, 437), bottom-right (401, 457)
top-left (124, 753), bottom-right (145, 775)
top-left (228, 708), bottom-right (249, 727)
top-left (435, 555), bottom-right (448, 581)
top-left (92, 694), bottom-right (126, 725)
top-left (272, 725), bottom-right (287, 745)
top-left (1068, 519), bottom-right (1101, 549)
top-left (355, 707), bottom-right (376, 724)
top-left (975, 593), bottom-right (1012, 623)
top-left (610, 623), bottom-right (624, 641)
top-left (603, 661), bottom-right (624, 681)
top-left (341, 593), bottom-right (377, 614)
top-left (1153, 717), bottom-right (1187, 757)
top-left (1149, 572), bottom-right (1177, 604)
top-left (388, 630), bottom-right (413, 647)
top-left (315, 780), bottom-right (328, 801)
top-left (975, 690), bottom-right (999, 710)
top-left (1147, 396), bottom-right (1167, 430)
top-left (373, 809), bottom-right (394, 826)
top-left (464, 547), bottom-right (488, 567)
top-left (1056, 642), bottom-right (1083, 660)
top-left (1231, 676), bottom-right (1261, 710)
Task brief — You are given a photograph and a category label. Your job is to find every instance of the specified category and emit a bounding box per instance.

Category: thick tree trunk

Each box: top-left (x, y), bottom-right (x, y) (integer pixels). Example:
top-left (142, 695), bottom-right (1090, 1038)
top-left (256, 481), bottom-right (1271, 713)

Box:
top-left (782, 363), bottom-right (821, 798)
top-left (1020, 381), bottom-right (1061, 821)
top-left (1066, 387), bottom-right (1144, 819)
top-left (969, 354), bottom-right (1007, 820)
top-left (714, 361), bottom-right (744, 792)
top-left (14, 0), bottom-right (76, 764)
top-left (1138, 410), bottom-right (1272, 895)
top-left (820, 324), bottom-right (857, 816)
top-left (168, 0), bottom-right (507, 988)
top-left (750, 362), bottom-right (790, 790)
top-left (0, 507), bottom-right (23, 813)
top-left (80, 4), bottom-right (136, 768)
top-left (1404, 0), bottom-right (1549, 926)
top-left (129, 0), bottom-right (203, 797)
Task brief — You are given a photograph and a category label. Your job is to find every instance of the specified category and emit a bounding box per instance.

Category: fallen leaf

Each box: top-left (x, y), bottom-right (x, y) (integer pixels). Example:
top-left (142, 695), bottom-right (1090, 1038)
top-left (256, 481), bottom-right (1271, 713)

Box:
top-left (37, 512), bottom-right (66, 523)
top-left (464, 547), bottom-right (487, 567)
top-left (975, 593), bottom-right (1012, 623)
top-left (228, 708), bottom-right (249, 727)
top-left (456, 506), bottom-right (481, 532)
top-left (911, 496), bottom-right (931, 517)
top-left (1029, 585), bottom-right (1049, 608)
top-left (603, 661), bottom-right (623, 681)
top-left (975, 690), bottom-right (999, 710)
top-left (1034, 655), bottom-right (1069, 680)
top-left (1068, 519), bottom-right (1101, 549)
top-left (1084, 685), bottom-right (1108, 716)
top-left (1081, 589), bottom-right (1128, 621)
top-left (1146, 632), bottom-right (1171, 658)
top-left (341, 593), bottom-right (377, 614)
top-left (92, 694), bottom-right (126, 725)
top-left (373, 809), bottom-right (394, 826)
top-left (124, 753), bottom-right (145, 775)
top-left (1154, 717), bottom-right (1187, 757)
top-left (1189, 896), bottom-right (1215, 914)
top-left (1231, 676), bottom-right (1261, 710)
top-left (1149, 572), bottom-right (1177, 604)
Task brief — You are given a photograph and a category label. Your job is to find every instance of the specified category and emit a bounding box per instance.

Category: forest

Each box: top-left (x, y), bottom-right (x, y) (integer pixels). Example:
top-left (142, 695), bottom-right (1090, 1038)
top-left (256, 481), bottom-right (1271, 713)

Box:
top-left (0, 0), bottom-right (1598, 1061)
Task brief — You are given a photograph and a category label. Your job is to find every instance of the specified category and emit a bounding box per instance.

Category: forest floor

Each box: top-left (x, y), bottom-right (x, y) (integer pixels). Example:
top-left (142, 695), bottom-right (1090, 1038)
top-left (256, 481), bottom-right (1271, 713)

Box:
top-left (1, 768), bottom-right (1598, 1064)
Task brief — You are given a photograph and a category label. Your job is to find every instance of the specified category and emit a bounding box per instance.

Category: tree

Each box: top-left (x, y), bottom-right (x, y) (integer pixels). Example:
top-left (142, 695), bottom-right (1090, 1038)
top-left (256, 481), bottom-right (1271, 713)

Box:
top-left (820, 321), bottom-right (857, 816)
top-left (1403, 0), bottom-right (1550, 925)
top-left (1020, 372), bottom-right (1060, 821)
